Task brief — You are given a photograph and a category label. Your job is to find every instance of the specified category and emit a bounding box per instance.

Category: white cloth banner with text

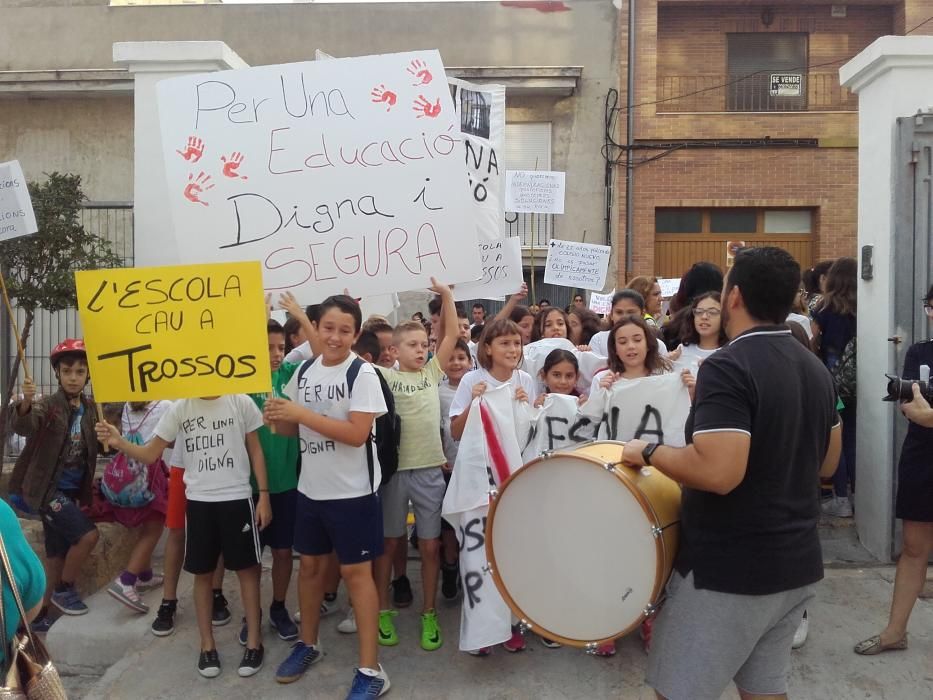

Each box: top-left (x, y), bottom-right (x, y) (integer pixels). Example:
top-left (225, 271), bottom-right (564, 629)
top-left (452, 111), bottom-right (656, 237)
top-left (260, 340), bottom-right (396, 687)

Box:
top-left (442, 383), bottom-right (526, 651)
top-left (578, 372), bottom-right (691, 447)
top-left (157, 50), bottom-right (480, 298)
top-left (449, 78), bottom-right (506, 243)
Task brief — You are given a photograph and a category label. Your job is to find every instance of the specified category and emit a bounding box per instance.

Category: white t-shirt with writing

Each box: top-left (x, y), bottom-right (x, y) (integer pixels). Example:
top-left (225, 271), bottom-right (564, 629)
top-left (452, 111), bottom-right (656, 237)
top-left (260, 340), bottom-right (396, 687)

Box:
top-left (285, 353), bottom-right (387, 501)
top-left (449, 367), bottom-right (537, 419)
top-left (154, 395), bottom-right (263, 502)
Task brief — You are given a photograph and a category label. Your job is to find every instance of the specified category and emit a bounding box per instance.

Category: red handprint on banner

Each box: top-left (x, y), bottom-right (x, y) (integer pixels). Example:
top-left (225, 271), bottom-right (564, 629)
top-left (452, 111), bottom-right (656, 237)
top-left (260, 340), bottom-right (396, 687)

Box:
top-left (370, 85), bottom-right (398, 111)
top-left (407, 59), bottom-right (433, 86)
top-left (176, 136), bottom-right (204, 163)
top-left (183, 172), bottom-right (214, 207)
top-left (220, 152), bottom-right (248, 180)
top-left (413, 95), bottom-right (442, 119)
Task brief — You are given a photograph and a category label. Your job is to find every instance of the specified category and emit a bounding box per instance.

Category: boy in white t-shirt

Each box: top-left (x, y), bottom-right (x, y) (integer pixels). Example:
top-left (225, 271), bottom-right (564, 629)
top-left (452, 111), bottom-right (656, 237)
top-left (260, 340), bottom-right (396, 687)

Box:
top-left (264, 294), bottom-right (390, 699)
top-left (97, 395), bottom-right (271, 680)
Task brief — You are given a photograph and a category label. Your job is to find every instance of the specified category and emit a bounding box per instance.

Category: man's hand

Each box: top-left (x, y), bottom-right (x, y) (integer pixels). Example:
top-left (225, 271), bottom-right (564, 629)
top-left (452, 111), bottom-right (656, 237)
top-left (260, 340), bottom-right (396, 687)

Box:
top-left (255, 493), bottom-right (273, 530)
top-left (263, 398), bottom-right (304, 425)
top-left (902, 383), bottom-right (933, 427)
top-left (622, 439), bottom-right (648, 467)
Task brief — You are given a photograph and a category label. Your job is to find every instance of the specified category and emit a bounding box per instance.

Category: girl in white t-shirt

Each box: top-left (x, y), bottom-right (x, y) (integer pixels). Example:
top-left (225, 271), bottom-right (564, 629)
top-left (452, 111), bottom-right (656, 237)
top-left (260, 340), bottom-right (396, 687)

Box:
top-left (448, 319), bottom-right (534, 656)
top-left (669, 292), bottom-right (727, 372)
top-left (590, 315), bottom-right (692, 404)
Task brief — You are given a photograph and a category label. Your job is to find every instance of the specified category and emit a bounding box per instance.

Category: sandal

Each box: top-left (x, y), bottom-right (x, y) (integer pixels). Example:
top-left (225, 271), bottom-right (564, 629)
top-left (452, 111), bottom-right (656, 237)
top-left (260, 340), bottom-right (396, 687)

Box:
top-left (854, 634), bottom-right (908, 655)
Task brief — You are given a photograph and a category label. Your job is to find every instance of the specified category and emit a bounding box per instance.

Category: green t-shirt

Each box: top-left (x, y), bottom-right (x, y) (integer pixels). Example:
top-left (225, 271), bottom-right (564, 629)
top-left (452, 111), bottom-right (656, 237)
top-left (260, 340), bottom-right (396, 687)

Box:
top-left (0, 500), bottom-right (45, 661)
top-left (249, 362), bottom-right (301, 494)
top-left (377, 357), bottom-right (446, 470)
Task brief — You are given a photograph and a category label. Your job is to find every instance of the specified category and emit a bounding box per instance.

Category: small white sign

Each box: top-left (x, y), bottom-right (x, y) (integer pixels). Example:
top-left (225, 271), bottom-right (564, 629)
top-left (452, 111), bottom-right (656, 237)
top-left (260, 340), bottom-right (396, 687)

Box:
top-left (770, 74), bottom-right (802, 97)
top-left (544, 238), bottom-right (611, 291)
top-left (505, 170), bottom-right (565, 214)
top-left (0, 160), bottom-right (38, 242)
top-left (658, 277), bottom-right (681, 299)
top-left (589, 290), bottom-right (614, 315)
top-left (454, 236), bottom-right (523, 301)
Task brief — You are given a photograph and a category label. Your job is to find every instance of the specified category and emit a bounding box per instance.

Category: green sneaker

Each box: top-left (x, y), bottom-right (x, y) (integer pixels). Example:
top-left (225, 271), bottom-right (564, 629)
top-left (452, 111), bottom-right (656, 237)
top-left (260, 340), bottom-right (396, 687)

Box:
top-left (420, 609), bottom-right (442, 651)
top-left (378, 609), bottom-right (399, 647)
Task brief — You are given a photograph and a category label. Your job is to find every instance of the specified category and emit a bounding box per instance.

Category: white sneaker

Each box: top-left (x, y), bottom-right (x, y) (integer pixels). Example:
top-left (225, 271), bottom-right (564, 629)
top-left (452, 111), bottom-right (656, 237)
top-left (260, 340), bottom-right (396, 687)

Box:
top-left (320, 597), bottom-right (338, 617)
top-left (792, 610), bottom-right (808, 649)
top-left (107, 578), bottom-right (149, 613)
top-left (338, 607), bottom-right (358, 634)
top-left (822, 496), bottom-right (853, 518)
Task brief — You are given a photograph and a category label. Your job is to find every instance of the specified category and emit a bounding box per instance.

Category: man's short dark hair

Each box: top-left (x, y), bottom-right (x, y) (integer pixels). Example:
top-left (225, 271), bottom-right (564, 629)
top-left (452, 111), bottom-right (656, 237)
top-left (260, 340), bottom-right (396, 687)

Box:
top-left (727, 247), bottom-right (800, 324)
top-left (472, 303), bottom-right (486, 312)
top-left (319, 295), bottom-right (363, 333)
top-left (352, 330), bottom-right (381, 362)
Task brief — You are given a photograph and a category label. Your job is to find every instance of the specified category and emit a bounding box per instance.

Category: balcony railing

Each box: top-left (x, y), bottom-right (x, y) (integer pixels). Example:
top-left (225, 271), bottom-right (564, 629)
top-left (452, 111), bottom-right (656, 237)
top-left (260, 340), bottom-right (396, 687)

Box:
top-left (656, 72), bottom-right (857, 113)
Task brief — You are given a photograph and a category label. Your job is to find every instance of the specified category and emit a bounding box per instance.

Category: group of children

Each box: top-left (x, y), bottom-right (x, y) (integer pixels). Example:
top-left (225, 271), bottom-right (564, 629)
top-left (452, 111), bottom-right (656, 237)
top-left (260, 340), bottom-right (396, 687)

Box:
top-left (7, 271), bottom-right (733, 696)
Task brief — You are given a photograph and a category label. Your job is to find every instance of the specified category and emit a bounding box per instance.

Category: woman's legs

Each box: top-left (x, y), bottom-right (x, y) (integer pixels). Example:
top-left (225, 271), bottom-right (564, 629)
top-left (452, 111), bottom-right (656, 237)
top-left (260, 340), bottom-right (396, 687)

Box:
top-left (879, 520), bottom-right (933, 644)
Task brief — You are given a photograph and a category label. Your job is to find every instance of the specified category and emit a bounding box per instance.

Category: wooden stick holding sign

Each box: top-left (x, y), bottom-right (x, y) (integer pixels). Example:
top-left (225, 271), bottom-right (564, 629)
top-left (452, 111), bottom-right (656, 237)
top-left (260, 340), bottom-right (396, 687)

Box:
top-left (0, 269), bottom-right (31, 382)
top-left (94, 401), bottom-right (109, 454)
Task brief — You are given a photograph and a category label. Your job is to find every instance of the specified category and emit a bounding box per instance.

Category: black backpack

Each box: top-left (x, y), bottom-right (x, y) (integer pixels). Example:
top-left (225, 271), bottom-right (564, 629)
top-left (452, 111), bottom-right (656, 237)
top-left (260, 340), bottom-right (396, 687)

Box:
top-left (296, 356), bottom-right (401, 489)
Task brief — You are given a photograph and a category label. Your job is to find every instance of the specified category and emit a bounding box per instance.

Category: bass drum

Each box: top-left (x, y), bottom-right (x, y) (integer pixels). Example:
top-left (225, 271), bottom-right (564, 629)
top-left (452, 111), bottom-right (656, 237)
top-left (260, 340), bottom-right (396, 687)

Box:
top-left (486, 441), bottom-right (681, 648)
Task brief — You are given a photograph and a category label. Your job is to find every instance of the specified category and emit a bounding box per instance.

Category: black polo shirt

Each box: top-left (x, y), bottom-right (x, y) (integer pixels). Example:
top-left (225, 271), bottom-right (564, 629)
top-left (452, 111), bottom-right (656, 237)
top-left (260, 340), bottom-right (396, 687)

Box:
top-left (677, 325), bottom-right (838, 595)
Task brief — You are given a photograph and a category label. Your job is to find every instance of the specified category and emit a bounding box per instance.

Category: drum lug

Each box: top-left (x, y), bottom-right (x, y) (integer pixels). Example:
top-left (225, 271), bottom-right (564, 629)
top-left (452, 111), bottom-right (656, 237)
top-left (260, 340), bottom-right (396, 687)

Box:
top-left (518, 619), bottom-right (533, 633)
top-left (583, 642), bottom-right (598, 655)
top-left (602, 462), bottom-right (615, 472)
top-left (540, 449), bottom-right (554, 459)
top-left (643, 603), bottom-right (658, 617)
top-left (651, 525), bottom-right (663, 538)
top-left (482, 563), bottom-right (493, 575)
top-left (487, 488), bottom-right (498, 500)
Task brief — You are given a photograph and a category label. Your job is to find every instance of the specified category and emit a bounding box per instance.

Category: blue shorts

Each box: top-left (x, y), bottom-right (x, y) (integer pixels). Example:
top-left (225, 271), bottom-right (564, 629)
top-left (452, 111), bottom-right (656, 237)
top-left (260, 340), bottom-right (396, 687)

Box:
top-left (41, 491), bottom-right (97, 558)
top-left (293, 492), bottom-right (383, 565)
top-left (256, 490), bottom-right (297, 551)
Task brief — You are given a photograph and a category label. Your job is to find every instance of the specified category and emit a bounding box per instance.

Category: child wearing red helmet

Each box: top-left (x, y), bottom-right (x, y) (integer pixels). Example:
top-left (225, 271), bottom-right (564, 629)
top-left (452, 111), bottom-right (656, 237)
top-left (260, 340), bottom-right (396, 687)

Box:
top-left (9, 339), bottom-right (101, 629)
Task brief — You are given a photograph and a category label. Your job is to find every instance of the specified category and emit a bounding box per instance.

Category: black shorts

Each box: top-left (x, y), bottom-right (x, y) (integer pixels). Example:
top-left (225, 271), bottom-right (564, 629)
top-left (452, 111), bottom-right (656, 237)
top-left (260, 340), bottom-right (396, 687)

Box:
top-left (257, 490), bottom-right (297, 551)
top-left (293, 492), bottom-right (383, 565)
top-left (184, 498), bottom-right (261, 575)
top-left (41, 491), bottom-right (97, 558)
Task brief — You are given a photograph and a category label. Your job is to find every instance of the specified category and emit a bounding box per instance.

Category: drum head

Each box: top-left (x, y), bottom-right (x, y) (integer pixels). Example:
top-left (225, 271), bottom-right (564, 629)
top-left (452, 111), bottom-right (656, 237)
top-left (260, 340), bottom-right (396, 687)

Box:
top-left (487, 453), bottom-right (660, 646)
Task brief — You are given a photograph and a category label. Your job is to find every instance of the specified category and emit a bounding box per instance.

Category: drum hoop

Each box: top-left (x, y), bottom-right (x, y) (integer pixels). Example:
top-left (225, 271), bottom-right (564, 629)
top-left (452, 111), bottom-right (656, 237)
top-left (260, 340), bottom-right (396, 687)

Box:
top-left (485, 441), bottom-right (674, 647)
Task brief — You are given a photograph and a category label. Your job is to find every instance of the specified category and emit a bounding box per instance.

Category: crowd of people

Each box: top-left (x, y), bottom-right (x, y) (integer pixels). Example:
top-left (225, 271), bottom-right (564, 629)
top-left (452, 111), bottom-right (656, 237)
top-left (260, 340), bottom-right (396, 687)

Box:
top-left (6, 246), bottom-right (929, 700)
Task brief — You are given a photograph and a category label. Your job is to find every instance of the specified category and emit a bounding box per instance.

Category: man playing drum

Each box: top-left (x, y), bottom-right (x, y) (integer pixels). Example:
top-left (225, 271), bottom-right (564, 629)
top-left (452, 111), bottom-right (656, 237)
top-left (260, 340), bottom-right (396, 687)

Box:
top-left (623, 247), bottom-right (841, 700)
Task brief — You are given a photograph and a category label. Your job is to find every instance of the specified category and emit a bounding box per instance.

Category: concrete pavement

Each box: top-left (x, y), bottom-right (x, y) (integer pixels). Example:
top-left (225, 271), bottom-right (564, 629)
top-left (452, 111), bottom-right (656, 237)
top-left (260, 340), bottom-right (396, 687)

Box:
top-left (65, 557), bottom-right (932, 700)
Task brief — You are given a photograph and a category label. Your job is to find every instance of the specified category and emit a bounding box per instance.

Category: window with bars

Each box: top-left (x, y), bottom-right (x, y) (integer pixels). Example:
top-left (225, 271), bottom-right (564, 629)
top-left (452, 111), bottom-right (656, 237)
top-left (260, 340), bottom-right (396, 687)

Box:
top-left (655, 208), bottom-right (813, 234)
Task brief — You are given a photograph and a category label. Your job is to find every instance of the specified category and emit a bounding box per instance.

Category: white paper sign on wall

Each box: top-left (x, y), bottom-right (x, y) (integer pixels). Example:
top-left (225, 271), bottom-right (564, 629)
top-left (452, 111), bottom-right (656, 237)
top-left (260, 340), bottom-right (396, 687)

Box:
top-left (454, 236), bottom-right (523, 301)
top-left (504, 170), bottom-right (565, 214)
top-left (543, 238), bottom-right (611, 291)
top-left (157, 50), bottom-right (480, 298)
top-left (0, 160), bottom-right (38, 242)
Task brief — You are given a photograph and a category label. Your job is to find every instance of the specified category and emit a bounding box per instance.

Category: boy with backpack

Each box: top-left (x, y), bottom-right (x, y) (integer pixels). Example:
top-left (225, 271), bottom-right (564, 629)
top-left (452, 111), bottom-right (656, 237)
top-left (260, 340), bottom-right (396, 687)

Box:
top-left (265, 294), bottom-right (393, 699)
top-left (96, 395), bottom-right (271, 679)
top-left (10, 339), bottom-right (101, 629)
top-left (373, 279), bottom-right (457, 651)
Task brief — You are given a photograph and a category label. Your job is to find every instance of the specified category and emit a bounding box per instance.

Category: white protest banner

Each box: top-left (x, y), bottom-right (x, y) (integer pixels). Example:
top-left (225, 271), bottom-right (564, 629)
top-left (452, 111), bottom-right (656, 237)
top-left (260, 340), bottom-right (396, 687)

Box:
top-left (589, 290), bottom-right (614, 315)
top-left (544, 239), bottom-right (611, 291)
top-left (505, 170), bottom-right (565, 214)
top-left (157, 51), bottom-right (480, 299)
top-left (0, 161), bottom-right (38, 241)
top-left (521, 393), bottom-right (580, 462)
top-left (454, 236), bottom-right (522, 301)
top-left (442, 383), bottom-right (526, 651)
top-left (658, 278), bottom-right (681, 299)
top-left (450, 78), bottom-right (506, 243)
top-left (578, 372), bottom-right (691, 447)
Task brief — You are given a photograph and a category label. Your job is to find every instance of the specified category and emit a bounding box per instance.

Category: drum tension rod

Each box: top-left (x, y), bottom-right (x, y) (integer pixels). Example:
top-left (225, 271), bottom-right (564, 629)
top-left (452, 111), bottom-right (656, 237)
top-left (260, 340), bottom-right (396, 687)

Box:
top-left (651, 521), bottom-right (680, 537)
top-left (583, 642), bottom-right (598, 655)
top-left (518, 619), bottom-right (533, 633)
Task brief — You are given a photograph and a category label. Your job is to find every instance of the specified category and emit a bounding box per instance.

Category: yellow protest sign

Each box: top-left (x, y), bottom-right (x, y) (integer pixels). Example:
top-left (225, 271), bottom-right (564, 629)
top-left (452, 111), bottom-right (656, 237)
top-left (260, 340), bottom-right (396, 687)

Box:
top-left (75, 262), bottom-right (272, 401)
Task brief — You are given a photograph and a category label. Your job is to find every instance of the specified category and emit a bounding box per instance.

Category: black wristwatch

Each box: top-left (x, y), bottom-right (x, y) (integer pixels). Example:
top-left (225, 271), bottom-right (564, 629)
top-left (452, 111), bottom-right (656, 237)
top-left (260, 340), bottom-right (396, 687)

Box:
top-left (642, 443), bottom-right (660, 466)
